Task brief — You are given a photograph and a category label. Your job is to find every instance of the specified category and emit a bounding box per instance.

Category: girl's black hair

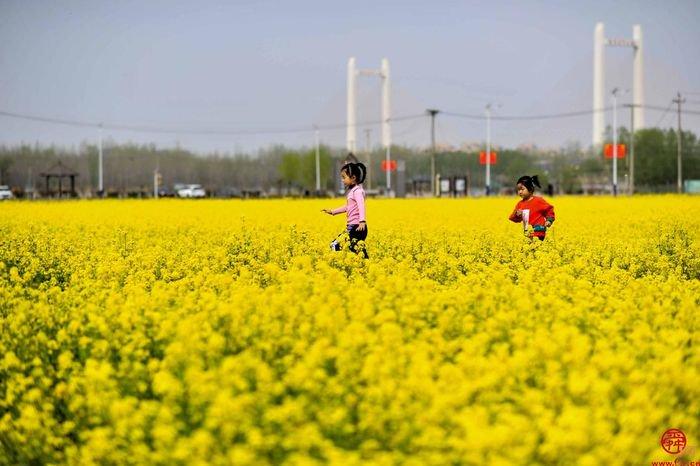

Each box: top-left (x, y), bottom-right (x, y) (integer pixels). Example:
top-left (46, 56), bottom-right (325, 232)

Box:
top-left (341, 161), bottom-right (367, 185)
top-left (517, 175), bottom-right (541, 193)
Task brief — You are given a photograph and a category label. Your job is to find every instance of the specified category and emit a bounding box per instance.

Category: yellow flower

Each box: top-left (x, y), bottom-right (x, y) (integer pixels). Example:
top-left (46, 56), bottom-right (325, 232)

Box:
top-left (0, 196), bottom-right (697, 464)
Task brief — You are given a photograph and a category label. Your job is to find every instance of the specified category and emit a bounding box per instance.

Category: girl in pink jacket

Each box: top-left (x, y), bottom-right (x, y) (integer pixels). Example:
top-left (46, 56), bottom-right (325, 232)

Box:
top-left (322, 161), bottom-right (368, 258)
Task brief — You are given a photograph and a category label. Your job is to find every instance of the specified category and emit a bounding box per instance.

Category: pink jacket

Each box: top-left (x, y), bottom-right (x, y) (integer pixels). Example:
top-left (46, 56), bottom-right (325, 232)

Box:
top-left (331, 184), bottom-right (366, 225)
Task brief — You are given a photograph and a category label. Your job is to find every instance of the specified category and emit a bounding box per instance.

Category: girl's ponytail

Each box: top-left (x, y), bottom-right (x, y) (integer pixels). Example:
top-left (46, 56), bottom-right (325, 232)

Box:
top-left (355, 162), bottom-right (367, 184)
top-left (531, 175), bottom-right (541, 189)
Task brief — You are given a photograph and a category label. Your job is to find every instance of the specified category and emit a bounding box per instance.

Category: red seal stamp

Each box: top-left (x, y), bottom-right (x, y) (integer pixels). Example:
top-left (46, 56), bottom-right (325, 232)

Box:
top-left (660, 428), bottom-right (687, 455)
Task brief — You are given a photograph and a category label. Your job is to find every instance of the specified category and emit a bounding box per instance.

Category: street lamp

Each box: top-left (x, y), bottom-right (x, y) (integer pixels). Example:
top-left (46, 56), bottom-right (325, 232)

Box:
top-left (314, 125), bottom-right (321, 194)
top-left (611, 88), bottom-right (629, 196)
top-left (484, 103), bottom-right (500, 195)
top-left (98, 124), bottom-right (104, 197)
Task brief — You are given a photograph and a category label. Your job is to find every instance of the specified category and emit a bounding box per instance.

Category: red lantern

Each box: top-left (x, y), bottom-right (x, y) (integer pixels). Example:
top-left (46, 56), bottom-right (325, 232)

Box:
top-left (381, 160), bottom-right (398, 171)
top-left (604, 144), bottom-right (626, 159)
top-left (479, 151), bottom-right (497, 165)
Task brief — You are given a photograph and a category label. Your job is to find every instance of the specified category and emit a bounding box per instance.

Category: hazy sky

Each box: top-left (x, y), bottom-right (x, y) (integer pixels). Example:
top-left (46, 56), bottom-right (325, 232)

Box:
top-left (1, 0), bottom-right (699, 154)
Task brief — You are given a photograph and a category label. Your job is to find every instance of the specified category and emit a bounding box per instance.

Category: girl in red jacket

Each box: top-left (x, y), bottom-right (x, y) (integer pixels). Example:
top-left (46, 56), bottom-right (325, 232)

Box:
top-left (509, 175), bottom-right (555, 240)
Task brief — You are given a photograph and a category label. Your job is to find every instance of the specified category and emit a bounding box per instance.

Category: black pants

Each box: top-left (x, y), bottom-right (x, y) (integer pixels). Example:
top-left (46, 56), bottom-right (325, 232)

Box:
top-left (331, 224), bottom-right (368, 258)
top-left (348, 224), bottom-right (368, 258)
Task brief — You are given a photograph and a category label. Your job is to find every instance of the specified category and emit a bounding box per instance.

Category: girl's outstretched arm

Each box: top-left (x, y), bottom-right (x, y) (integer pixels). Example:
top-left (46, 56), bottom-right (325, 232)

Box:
top-left (321, 205), bottom-right (346, 215)
top-left (543, 200), bottom-right (555, 226)
top-left (509, 208), bottom-right (522, 223)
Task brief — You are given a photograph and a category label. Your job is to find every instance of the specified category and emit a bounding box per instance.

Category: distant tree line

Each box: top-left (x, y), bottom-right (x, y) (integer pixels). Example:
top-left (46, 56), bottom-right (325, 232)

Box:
top-left (0, 127), bottom-right (697, 197)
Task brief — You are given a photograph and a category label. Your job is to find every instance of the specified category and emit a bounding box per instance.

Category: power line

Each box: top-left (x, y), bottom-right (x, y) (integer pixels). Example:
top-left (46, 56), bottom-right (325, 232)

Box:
top-left (1, 102), bottom-right (697, 137)
top-left (433, 114), bottom-right (459, 147)
top-left (0, 109), bottom-right (315, 135)
top-left (391, 116), bottom-right (426, 138)
top-left (442, 106), bottom-right (612, 121)
top-left (640, 103), bottom-right (700, 116)
top-left (442, 104), bottom-right (700, 122)
top-left (315, 113), bottom-right (427, 132)
top-left (653, 102), bottom-right (674, 127)
top-left (0, 109), bottom-right (426, 136)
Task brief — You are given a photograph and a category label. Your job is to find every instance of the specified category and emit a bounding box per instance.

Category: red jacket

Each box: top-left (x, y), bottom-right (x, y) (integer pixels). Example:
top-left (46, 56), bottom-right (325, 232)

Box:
top-left (509, 196), bottom-right (555, 238)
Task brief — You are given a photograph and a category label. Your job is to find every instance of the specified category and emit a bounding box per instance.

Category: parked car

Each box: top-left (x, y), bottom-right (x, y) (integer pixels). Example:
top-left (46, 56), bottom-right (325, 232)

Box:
top-left (157, 187), bottom-right (176, 198)
top-left (176, 184), bottom-right (206, 198)
top-left (0, 185), bottom-right (13, 200)
top-left (217, 186), bottom-right (242, 198)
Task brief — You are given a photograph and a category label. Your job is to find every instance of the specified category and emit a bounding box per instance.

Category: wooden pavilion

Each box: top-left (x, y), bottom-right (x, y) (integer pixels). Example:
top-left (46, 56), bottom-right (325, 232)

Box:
top-left (39, 161), bottom-right (79, 198)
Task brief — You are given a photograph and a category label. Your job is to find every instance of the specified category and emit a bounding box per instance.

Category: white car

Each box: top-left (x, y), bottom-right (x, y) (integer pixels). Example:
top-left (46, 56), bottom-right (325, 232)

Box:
top-left (176, 184), bottom-right (206, 198)
top-left (0, 186), bottom-right (13, 200)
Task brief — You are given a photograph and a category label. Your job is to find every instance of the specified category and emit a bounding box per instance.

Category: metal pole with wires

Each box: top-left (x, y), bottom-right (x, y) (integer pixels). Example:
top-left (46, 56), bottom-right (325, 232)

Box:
top-left (485, 104), bottom-right (493, 196)
top-left (98, 123), bottom-right (104, 197)
top-left (153, 169), bottom-right (159, 199)
top-left (628, 104), bottom-right (635, 195)
top-left (673, 92), bottom-right (685, 193)
top-left (427, 109), bottom-right (439, 196)
top-left (612, 88), bottom-right (619, 196)
top-left (314, 125), bottom-right (321, 194)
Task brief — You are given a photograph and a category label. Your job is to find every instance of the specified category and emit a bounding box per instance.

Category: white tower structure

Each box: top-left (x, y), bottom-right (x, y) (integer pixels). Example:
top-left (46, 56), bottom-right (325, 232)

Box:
top-left (592, 23), bottom-right (645, 146)
top-left (592, 23), bottom-right (606, 148)
top-left (346, 57), bottom-right (392, 190)
top-left (632, 25), bottom-right (644, 130)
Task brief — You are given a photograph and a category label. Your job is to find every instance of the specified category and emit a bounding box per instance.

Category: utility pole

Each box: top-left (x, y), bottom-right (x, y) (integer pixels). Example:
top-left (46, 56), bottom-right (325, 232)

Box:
top-left (485, 104), bottom-right (498, 196)
top-left (314, 126), bottom-right (321, 194)
top-left (153, 170), bottom-right (159, 199)
top-left (611, 88), bottom-right (619, 196)
top-left (427, 109), bottom-right (439, 196)
top-left (673, 92), bottom-right (685, 193)
top-left (628, 104), bottom-right (635, 195)
top-left (98, 123), bottom-right (104, 197)
top-left (364, 128), bottom-right (372, 190)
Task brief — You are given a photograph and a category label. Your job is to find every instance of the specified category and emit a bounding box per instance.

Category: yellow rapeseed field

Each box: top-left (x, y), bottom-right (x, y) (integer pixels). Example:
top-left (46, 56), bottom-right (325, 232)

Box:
top-left (0, 196), bottom-right (698, 465)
